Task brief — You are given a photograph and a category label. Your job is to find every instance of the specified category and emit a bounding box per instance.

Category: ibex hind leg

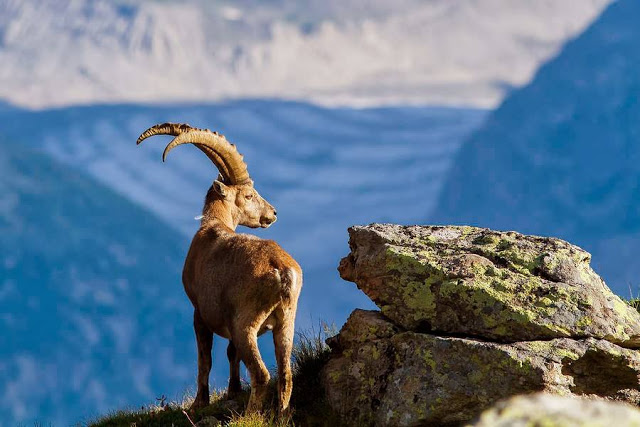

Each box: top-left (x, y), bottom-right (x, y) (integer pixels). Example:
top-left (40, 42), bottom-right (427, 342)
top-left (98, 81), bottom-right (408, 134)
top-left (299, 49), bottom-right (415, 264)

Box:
top-left (227, 340), bottom-right (242, 399)
top-left (190, 310), bottom-right (213, 410)
top-left (273, 318), bottom-right (294, 416)
top-left (232, 323), bottom-right (271, 413)
top-left (273, 267), bottom-right (300, 417)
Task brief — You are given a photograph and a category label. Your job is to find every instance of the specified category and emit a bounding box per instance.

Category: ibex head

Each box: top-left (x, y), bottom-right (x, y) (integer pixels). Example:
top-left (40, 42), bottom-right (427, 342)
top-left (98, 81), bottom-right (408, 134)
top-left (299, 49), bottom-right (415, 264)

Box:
top-left (137, 123), bottom-right (277, 229)
top-left (205, 177), bottom-right (277, 228)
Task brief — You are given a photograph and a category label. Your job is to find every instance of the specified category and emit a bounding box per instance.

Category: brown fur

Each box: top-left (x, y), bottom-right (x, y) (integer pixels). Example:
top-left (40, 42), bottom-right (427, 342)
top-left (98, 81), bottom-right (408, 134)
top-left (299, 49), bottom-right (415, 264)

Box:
top-left (184, 180), bottom-right (302, 415)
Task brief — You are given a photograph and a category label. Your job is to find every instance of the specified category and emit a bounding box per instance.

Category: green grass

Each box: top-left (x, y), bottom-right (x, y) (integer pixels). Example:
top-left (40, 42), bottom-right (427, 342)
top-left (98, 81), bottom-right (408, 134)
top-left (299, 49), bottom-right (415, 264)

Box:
top-left (87, 389), bottom-right (240, 427)
top-left (627, 298), bottom-right (640, 313)
top-left (288, 323), bottom-right (340, 426)
top-left (88, 324), bottom-right (342, 427)
top-left (625, 282), bottom-right (640, 314)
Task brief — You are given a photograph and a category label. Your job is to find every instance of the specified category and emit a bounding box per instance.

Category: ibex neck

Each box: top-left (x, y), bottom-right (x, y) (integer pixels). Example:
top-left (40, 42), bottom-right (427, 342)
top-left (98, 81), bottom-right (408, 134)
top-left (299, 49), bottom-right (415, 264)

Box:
top-left (202, 199), bottom-right (238, 232)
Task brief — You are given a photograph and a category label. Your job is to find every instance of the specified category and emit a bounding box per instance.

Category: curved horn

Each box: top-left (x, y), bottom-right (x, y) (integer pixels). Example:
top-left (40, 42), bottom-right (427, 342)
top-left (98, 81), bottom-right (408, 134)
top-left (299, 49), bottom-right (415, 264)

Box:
top-left (136, 122), bottom-right (193, 145)
top-left (137, 123), bottom-right (250, 184)
top-left (162, 130), bottom-right (251, 185)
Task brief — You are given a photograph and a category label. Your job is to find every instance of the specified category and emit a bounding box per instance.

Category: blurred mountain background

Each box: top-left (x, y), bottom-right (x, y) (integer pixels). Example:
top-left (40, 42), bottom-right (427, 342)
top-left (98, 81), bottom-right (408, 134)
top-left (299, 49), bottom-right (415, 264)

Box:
top-left (2, 0), bottom-right (634, 424)
top-left (433, 0), bottom-right (640, 296)
top-left (0, 140), bottom-right (191, 422)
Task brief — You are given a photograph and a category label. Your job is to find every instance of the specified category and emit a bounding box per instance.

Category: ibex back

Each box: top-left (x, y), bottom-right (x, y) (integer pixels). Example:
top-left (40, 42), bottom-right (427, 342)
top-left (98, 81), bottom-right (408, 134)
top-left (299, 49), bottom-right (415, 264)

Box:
top-left (137, 123), bottom-right (302, 414)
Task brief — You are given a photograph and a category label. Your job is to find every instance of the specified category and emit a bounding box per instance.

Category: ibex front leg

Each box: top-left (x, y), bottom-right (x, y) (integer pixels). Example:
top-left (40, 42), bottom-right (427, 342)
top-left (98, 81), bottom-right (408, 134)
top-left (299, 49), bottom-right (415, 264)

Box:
top-left (190, 310), bottom-right (213, 410)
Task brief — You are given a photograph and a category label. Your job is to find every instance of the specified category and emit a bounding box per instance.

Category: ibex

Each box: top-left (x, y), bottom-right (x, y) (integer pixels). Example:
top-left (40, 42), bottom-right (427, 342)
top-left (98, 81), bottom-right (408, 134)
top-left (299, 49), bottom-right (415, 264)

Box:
top-left (137, 123), bottom-right (303, 414)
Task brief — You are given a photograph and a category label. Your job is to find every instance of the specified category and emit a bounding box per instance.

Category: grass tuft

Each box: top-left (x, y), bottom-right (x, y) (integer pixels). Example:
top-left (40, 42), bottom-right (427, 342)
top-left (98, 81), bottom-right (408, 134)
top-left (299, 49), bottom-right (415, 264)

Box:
top-left (290, 323), bottom-right (335, 409)
top-left (289, 322), bottom-right (343, 426)
top-left (626, 282), bottom-right (640, 314)
top-left (627, 298), bottom-right (640, 314)
top-left (226, 411), bottom-right (289, 427)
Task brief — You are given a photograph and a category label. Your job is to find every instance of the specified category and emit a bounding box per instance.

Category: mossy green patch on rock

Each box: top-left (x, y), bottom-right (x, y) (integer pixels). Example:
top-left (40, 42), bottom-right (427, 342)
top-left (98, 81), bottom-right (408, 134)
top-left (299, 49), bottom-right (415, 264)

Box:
top-left (399, 279), bottom-right (437, 321)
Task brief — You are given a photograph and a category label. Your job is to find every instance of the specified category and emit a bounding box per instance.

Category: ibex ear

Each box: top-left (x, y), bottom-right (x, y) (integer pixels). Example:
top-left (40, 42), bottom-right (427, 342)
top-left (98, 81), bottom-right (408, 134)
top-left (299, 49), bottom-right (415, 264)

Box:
top-left (213, 180), bottom-right (229, 198)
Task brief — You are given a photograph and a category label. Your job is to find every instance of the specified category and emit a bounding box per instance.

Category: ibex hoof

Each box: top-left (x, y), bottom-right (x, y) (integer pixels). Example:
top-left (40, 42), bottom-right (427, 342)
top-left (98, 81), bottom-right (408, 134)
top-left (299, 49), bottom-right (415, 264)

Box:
top-left (245, 401), bottom-right (264, 414)
top-left (189, 397), bottom-right (209, 411)
top-left (278, 405), bottom-right (292, 419)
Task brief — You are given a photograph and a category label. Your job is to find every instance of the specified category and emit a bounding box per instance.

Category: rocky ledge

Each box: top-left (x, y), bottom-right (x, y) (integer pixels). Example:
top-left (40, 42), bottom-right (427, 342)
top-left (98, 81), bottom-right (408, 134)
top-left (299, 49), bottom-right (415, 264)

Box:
top-left (322, 225), bottom-right (640, 426)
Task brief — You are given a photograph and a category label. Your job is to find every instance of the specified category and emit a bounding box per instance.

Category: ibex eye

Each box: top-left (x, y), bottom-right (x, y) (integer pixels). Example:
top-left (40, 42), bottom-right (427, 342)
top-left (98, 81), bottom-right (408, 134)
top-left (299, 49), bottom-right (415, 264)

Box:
top-left (245, 194), bottom-right (254, 200)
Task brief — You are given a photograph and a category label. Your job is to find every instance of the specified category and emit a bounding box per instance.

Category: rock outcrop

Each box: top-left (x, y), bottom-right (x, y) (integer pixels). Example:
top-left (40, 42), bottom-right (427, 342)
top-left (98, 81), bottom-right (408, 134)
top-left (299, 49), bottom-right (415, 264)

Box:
top-left (471, 393), bottom-right (640, 427)
top-left (323, 225), bottom-right (640, 426)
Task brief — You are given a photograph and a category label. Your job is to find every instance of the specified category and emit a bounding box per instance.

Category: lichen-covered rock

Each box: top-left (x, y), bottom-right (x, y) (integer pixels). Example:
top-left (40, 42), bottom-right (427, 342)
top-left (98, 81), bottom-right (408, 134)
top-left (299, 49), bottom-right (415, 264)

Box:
top-left (338, 224), bottom-right (640, 347)
top-left (470, 393), bottom-right (640, 427)
top-left (325, 225), bottom-right (640, 425)
top-left (322, 310), bottom-right (640, 426)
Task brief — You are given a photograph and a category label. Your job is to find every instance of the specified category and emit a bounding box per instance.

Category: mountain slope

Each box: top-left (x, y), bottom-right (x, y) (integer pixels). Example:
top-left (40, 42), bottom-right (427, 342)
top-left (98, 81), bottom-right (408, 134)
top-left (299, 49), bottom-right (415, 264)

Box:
top-left (0, 139), bottom-right (193, 424)
top-left (433, 0), bottom-right (640, 295)
top-left (0, 0), bottom-right (610, 108)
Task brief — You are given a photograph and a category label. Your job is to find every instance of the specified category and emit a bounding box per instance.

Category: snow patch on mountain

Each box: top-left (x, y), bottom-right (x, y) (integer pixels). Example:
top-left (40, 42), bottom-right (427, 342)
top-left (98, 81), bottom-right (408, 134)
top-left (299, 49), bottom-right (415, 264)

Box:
top-left (0, 0), bottom-right (611, 109)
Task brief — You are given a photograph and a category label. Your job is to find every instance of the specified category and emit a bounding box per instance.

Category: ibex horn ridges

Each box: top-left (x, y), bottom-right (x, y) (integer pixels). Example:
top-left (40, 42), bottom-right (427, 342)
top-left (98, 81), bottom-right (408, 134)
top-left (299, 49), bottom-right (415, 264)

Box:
top-left (136, 122), bottom-right (251, 185)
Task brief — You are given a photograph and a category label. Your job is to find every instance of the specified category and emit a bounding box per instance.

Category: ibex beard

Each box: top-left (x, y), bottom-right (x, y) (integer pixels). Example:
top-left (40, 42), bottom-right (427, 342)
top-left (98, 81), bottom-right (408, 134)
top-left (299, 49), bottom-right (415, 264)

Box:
top-left (137, 123), bottom-right (303, 415)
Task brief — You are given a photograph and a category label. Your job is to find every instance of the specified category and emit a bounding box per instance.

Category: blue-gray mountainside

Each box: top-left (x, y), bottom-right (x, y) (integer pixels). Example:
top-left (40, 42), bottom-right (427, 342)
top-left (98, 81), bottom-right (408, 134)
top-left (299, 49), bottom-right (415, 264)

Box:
top-left (433, 0), bottom-right (640, 296)
top-left (0, 138), bottom-right (192, 424)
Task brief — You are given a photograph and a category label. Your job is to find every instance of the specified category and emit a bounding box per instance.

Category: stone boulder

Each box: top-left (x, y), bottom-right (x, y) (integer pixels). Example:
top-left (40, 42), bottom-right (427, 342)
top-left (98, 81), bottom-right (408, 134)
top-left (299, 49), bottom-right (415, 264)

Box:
top-left (471, 393), bottom-right (640, 427)
top-left (323, 224), bottom-right (640, 426)
top-left (338, 224), bottom-right (640, 347)
top-left (323, 310), bottom-right (640, 426)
